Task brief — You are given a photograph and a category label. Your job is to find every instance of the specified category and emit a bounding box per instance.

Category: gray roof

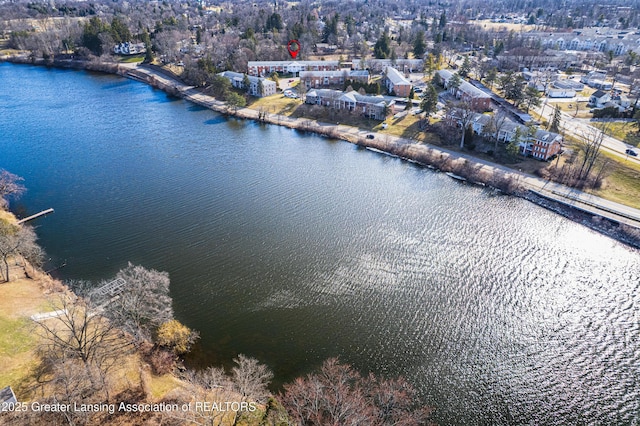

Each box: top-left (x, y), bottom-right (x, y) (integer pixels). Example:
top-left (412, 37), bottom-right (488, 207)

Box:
top-left (218, 71), bottom-right (275, 86)
top-left (591, 90), bottom-right (608, 99)
top-left (472, 113), bottom-right (492, 126)
top-left (533, 129), bottom-right (561, 142)
top-left (248, 60), bottom-right (340, 67)
top-left (299, 69), bottom-right (369, 78)
top-left (437, 69), bottom-right (490, 99)
top-left (0, 387), bottom-right (17, 406)
top-left (340, 91), bottom-right (388, 106)
top-left (553, 79), bottom-right (585, 90)
top-left (306, 88), bottom-right (342, 98)
top-left (307, 89), bottom-right (389, 106)
top-left (438, 69), bottom-right (455, 80)
top-left (385, 67), bottom-right (411, 85)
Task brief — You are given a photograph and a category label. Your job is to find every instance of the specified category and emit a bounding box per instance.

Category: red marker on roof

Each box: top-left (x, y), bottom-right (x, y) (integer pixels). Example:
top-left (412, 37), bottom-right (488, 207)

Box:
top-left (287, 40), bottom-right (301, 59)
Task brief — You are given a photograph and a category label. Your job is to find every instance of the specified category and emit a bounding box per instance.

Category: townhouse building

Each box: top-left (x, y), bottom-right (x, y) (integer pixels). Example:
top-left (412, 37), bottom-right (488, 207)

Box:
top-left (218, 71), bottom-right (277, 97)
top-left (247, 61), bottom-right (340, 77)
top-left (383, 67), bottom-right (412, 97)
top-left (450, 111), bottom-right (562, 161)
top-left (305, 89), bottom-right (393, 120)
top-left (437, 69), bottom-right (492, 111)
top-left (300, 70), bottom-right (370, 89)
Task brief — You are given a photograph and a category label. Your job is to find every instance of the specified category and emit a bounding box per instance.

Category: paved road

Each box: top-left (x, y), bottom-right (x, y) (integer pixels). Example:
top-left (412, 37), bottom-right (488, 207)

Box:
top-left (534, 101), bottom-right (640, 165)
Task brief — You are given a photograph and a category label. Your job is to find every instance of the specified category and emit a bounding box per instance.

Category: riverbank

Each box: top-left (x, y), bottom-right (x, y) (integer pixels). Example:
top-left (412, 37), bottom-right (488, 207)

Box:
top-left (3, 55), bottom-right (639, 248)
top-left (0, 206), bottom-right (275, 425)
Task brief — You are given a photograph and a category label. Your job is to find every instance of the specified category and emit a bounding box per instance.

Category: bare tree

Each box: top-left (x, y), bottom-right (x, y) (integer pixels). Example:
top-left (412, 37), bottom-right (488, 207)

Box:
top-left (232, 354), bottom-right (274, 404)
top-left (363, 374), bottom-right (433, 426)
top-left (575, 126), bottom-right (606, 184)
top-left (0, 221), bottom-right (42, 282)
top-left (0, 169), bottom-right (26, 208)
top-left (487, 110), bottom-right (510, 155)
top-left (100, 263), bottom-right (173, 342)
top-left (446, 100), bottom-right (476, 149)
top-left (281, 358), bottom-right (431, 426)
top-left (34, 294), bottom-right (133, 402)
top-left (171, 368), bottom-right (235, 426)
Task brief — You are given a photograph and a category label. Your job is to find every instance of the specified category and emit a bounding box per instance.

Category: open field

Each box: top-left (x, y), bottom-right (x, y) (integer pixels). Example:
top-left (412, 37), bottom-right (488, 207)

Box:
top-left (591, 120), bottom-right (640, 147)
top-left (593, 149), bottom-right (640, 209)
top-left (468, 19), bottom-right (538, 32)
top-left (547, 101), bottom-right (592, 119)
top-left (596, 164), bottom-right (640, 209)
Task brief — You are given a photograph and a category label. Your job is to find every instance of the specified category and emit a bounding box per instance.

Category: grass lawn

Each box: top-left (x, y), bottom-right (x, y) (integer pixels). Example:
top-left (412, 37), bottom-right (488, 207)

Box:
top-left (119, 55), bottom-right (145, 63)
top-left (591, 120), bottom-right (640, 147)
top-left (247, 94), bottom-right (302, 116)
top-left (0, 278), bottom-right (50, 397)
top-left (547, 101), bottom-right (591, 119)
top-left (595, 164), bottom-right (640, 209)
top-left (561, 137), bottom-right (640, 209)
top-left (148, 373), bottom-right (184, 400)
top-left (589, 146), bottom-right (640, 209)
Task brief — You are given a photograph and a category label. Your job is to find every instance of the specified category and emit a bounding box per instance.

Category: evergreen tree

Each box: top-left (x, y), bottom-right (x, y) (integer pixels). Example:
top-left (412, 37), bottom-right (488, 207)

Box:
top-left (142, 31), bottom-right (153, 63)
top-left (439, 12), bottom-right (447, 29)
top-left (450, 72), bottom-right (462, 90)
top-left (507, 127), bottom-right (524, 158)
top-left (110, 16), bottom-right (131, 44)
top-left (82, 17), bottom-right (107, 55)
top-left (420, 84), bottom-right (438, 118)
top-left (459, 56), bottom-right (471, 78)
top-left (258, 79), bottom-right (265, 97)
top-left (484, 67), bottom-right (498, 88)
top-left (523, 86), bottom-right (542, 113)
top-left (226, 91), bottom-right (246, 112)
top-left (242, 74), bottom-right (251, 94)
top-left (424, 53), bottom-right (437, 77)
top-left (549, 105), bottom-right (562, 133)
top-left (266, 13), bottom-right (283, 31)
top-left (413, 30), bottom-right (426, 58)
top-left (374, 31), bottom-right (391, 59)
top-left (322, 13), bottom-right (339, 42)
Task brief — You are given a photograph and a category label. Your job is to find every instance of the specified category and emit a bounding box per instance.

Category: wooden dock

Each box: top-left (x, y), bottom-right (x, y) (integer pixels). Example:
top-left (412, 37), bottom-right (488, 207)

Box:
top-left (16, 208), bottom-right (54, 224)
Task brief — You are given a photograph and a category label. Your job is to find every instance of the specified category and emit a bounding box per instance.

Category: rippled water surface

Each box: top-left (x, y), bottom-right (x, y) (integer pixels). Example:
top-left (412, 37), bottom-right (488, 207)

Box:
top-left (1, 63), bottom-right (639, 424)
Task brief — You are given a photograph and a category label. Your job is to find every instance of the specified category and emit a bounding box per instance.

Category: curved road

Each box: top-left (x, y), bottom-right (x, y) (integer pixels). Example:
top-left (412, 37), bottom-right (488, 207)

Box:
top-left (535, 101), bottom-right (640, 165)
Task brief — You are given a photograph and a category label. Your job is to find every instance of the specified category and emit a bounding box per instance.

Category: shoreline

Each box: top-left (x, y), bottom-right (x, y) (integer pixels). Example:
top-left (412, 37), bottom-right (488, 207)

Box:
top-left (3, 55), bottom-right (640, 249)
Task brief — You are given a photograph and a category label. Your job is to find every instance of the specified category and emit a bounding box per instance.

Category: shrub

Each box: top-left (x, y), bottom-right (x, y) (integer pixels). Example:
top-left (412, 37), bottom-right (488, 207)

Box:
top-left (148, 348), bottom-right (176, 375)
top-left (156, 319), bottom-right (199, 355)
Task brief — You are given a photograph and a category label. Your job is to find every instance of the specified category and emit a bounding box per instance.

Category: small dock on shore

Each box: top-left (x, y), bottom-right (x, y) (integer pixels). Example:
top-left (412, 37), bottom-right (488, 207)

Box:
top-left (17, 208), bottom-right (54, 224)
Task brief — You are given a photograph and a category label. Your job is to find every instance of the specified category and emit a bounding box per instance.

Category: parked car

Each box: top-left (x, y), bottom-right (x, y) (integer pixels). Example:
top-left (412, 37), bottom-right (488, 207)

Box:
top-left (626, 149), bottom-right (638, 157)
top-left (381, 123), bottom-right (388, 129)
top-left (366, 134), bottom-right (375, 139)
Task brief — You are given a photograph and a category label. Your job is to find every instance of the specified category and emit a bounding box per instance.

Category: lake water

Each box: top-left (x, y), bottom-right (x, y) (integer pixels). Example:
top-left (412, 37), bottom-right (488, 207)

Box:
top-left (1, 63), bottom-right (639, 424)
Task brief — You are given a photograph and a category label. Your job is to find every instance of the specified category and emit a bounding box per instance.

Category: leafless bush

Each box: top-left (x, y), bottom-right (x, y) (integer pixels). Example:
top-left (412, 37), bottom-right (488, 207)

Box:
top-left (147, 347), bottom-right (176, 375)
top-left (281, 358), bottom-right (432, 426)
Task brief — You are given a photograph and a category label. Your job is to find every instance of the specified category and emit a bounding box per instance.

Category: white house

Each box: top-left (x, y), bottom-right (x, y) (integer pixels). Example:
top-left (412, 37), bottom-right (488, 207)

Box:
top-left (589, 90), bottom-right (611, 107)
